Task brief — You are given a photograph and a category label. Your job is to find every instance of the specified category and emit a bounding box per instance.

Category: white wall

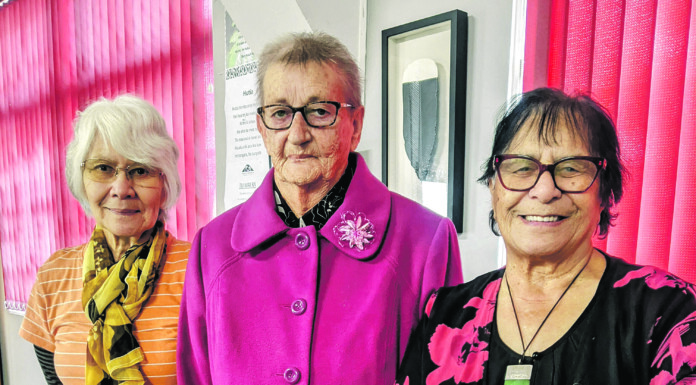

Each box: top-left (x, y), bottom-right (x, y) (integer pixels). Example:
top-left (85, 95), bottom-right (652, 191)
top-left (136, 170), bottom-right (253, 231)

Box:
top-left (1, 0), bottom-right (513, 382)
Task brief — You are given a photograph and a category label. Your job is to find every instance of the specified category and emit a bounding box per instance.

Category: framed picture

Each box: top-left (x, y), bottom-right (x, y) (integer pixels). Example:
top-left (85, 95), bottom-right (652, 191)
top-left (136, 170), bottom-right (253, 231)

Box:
top-left (382, 10), bottom-right (468, 232)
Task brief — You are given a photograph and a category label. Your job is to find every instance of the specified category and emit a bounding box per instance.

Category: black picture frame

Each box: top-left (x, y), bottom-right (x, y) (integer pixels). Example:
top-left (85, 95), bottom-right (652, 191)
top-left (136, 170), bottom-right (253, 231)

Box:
top-left (382, 10), bottom-right (467, 233)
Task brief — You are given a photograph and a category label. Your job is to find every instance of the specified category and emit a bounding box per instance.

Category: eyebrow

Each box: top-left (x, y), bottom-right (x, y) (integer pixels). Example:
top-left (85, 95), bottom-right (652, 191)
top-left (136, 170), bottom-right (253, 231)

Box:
top-left (86, 158), bottom-right (145, 166)
top-left (511, 154), bottom-right (593, 162)
top-left (265, 96), bottom-right (327, 106)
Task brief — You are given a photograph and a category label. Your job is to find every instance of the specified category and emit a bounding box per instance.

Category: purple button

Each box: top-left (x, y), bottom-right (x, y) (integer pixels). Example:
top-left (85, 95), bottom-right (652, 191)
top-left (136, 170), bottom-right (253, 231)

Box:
top-left (283, 367), bottom-right (301, 383)
top-left (291, 299), bottom-right (307, 315)
top-left (294, 232), bottom-right (309, 250)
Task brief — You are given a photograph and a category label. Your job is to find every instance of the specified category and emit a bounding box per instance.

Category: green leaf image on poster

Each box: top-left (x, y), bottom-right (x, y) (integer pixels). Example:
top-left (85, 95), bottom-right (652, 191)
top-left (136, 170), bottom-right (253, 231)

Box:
top-left (226, 15), bottom-right (255, 69)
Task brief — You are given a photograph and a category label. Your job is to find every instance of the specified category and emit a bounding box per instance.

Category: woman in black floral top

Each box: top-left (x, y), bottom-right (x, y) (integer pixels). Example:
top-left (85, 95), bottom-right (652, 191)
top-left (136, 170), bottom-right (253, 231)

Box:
top-left (396, 88), bottom-right (696, 385)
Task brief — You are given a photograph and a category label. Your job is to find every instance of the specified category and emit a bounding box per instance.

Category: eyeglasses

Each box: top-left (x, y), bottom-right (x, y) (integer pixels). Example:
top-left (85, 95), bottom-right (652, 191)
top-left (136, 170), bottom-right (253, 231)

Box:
top-left (257, 101), bottom-right (354, 130)
top-left (493, 155), bottom-right (606, 193)
top-left (81, 159), bottom-right (162, 188)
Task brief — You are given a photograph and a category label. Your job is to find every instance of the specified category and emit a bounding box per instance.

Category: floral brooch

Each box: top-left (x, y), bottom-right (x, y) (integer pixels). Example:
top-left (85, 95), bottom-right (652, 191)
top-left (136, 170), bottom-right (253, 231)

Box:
top-left (333, 211), bottom-right (375, 251)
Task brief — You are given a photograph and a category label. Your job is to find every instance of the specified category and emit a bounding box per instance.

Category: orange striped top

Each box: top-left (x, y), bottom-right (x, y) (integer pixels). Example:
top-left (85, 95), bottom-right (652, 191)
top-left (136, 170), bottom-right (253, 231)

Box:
top-left (20, 236), bottom-right (190, 385)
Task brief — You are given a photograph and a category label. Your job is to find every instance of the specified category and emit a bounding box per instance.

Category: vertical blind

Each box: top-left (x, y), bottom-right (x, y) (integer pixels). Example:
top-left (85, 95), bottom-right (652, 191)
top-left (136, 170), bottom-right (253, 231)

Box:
top-left (524, 0), bottom-right (696, 282)
top-left (0, 0), bottom-right (215, 311)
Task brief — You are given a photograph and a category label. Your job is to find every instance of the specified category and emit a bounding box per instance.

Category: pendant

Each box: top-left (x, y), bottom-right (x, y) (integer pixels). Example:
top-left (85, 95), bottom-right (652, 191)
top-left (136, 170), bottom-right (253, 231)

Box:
top-left (504, 364), bottom-right (533, 385)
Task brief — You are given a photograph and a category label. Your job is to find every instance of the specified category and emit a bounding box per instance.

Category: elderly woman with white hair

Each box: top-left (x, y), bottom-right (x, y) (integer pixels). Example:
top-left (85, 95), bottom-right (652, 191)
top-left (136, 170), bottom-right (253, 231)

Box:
top-left (20, 95), bottom-right (190, 385)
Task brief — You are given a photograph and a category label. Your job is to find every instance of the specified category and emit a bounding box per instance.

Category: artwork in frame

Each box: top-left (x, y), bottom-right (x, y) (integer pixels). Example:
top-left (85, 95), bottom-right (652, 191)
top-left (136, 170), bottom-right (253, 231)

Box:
top-left (382, 10), bottom-right (468, 232)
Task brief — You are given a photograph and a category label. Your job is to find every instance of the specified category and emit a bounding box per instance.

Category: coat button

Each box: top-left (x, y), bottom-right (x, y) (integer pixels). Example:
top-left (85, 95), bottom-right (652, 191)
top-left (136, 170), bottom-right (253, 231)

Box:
top-left (291, 299), bottom-right (307, 315)
top-left (294, 232), bottom-right (309, 250)
top-left (283, 367), bottom-right (301, 383)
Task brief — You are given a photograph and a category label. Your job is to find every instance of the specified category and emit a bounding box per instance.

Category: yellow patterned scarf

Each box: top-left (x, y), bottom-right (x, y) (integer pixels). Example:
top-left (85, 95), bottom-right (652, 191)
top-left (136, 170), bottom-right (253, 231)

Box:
top-left (82, 221), bottom-right (168, 385)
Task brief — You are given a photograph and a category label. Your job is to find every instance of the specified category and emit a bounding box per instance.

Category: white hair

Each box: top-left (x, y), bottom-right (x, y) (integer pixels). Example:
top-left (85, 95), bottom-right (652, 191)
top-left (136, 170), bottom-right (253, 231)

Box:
top-left (65, 95), bottom-right (181, 221)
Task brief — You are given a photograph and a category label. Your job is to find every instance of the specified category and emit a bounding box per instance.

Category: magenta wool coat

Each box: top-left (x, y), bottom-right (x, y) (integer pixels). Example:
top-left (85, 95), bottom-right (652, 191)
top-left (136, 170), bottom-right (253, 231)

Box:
top-left (177, 154), bottom-right (463, 385)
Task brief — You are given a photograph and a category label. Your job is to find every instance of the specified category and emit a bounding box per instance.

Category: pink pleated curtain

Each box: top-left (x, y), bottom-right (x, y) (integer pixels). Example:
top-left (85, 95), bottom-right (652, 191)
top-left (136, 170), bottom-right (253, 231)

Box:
top-left (0, 0), bottom-right (215, 311)
top-left (525, 0), bottom-right (696, 282)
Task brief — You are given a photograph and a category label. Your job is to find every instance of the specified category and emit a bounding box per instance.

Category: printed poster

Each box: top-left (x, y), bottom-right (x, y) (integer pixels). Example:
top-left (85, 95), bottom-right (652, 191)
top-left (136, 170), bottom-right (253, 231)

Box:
top-left (224, 15), bottom-right (270, 208)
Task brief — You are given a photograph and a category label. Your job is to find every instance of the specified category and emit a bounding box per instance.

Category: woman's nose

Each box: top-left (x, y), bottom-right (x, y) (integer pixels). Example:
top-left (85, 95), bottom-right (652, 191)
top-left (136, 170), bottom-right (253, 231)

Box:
top-left (110, 170), bottom-right (135, 197)
top-left (287, 111), bottom-right (311, 145)
top-left (528, 170), bottom-right (562, 201)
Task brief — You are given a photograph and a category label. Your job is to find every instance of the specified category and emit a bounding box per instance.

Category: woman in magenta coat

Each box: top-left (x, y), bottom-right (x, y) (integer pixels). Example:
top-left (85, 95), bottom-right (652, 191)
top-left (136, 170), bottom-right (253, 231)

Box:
top-left (177, 32), bottom-right (463, 384)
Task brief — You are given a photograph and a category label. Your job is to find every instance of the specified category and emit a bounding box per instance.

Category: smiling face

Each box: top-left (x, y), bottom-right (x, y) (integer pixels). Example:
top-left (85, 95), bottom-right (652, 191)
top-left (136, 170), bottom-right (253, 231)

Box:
top-left (490, 120), bottom-right (603, 261)
top-left (257, 61), bottom-right (364, 195)
top-left (83, 137), bottom-right (164, 246)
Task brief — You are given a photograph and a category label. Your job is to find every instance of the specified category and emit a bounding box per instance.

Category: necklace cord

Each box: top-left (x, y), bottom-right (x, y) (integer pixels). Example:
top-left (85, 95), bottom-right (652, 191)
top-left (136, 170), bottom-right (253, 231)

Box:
top-left (505, 255), bottom-right (591, 361)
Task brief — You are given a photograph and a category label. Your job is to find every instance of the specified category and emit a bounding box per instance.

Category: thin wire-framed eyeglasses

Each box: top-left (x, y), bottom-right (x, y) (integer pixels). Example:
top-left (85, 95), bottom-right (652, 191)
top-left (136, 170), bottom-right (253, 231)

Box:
top-left (257, 101), bottom-right (354, 130)
top-left (493, 154), bottom-right (606, 193)
top-left (81, 159), bottom-right (162, 188)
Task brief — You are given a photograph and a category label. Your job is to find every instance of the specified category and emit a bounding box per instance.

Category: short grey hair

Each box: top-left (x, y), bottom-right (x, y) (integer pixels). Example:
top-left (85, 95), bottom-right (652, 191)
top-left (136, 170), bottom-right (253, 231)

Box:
top-left (65, 95), bottom-right (181, 221)
top-left (256, 32), bottom-right (362, 107)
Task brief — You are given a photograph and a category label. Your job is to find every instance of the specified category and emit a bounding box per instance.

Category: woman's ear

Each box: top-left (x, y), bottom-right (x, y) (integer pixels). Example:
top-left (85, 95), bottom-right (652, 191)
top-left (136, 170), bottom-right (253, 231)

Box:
top-left (349, 106), bottom-right (365, 151)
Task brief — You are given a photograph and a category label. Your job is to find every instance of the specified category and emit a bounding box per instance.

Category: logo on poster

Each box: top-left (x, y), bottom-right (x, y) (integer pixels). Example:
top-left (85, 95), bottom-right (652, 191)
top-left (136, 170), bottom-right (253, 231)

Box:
top-left (242, 164), bottom-right (254, 174)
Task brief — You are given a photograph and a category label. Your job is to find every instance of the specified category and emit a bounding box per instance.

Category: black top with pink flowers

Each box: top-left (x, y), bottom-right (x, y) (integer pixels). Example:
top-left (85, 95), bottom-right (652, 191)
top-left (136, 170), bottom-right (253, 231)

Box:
top-left (396, 252), bottom-right (696, 385)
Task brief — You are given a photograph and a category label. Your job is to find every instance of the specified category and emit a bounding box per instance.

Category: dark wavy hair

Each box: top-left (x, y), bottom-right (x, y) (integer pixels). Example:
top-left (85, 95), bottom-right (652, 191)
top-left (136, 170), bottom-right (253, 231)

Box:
top-left (478, 87), bottom-right (625, 237)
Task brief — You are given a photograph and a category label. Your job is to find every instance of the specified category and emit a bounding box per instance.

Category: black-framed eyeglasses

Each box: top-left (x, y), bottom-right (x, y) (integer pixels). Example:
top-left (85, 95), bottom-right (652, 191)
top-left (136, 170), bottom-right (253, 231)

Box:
top-left (493, 154), bottom-right (606, 193)
top-left (257, 101), bottom-right (354, 130)
top-left (81, 159), bottom-right (162, 188)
